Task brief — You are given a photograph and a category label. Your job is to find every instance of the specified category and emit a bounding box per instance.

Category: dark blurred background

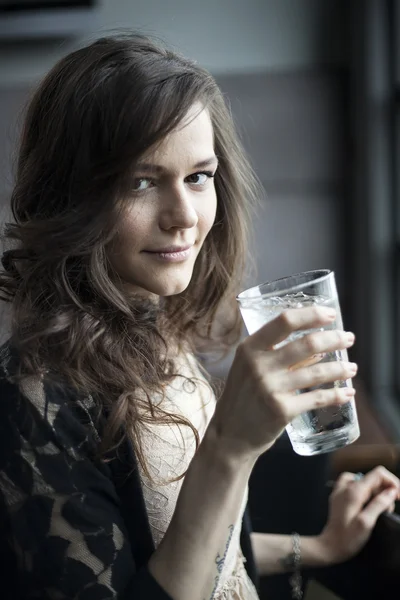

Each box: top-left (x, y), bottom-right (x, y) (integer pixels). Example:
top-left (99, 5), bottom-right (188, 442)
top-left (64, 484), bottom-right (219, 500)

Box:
top-left (1, 2), bottom-right (400, 599)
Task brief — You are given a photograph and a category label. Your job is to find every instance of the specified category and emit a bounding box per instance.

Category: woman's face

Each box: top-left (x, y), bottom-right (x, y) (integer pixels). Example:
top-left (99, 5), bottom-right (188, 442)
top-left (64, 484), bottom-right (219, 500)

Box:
top-left (108, 104), bottom-right (218, 297)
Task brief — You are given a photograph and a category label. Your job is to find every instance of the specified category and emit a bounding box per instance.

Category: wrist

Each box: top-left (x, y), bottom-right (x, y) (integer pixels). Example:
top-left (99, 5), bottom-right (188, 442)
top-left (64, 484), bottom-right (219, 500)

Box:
top-left (197, 423), bottom-right (258, 475)
top-left (202, 417), bottom-right (259, 473)
top-left (300, 535), bottom-right (337, 569)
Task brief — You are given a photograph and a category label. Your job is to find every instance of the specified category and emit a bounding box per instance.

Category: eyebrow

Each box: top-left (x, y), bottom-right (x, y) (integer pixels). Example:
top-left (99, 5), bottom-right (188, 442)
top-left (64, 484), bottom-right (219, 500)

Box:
top-left (135, 156), bottom-right (219, 174)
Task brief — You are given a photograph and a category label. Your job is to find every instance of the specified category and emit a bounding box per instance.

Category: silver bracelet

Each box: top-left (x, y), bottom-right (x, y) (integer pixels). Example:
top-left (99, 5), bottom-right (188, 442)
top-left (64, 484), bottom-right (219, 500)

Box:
top-left (289, 532), bottom-right (303, 600)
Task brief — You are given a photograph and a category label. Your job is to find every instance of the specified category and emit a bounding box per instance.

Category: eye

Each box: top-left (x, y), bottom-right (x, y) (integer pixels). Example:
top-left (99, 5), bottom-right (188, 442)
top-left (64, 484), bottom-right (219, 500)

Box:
top-left (185, 171), bottom-right (215, 186)
top-left (132, 178), bottom-right (153, 192)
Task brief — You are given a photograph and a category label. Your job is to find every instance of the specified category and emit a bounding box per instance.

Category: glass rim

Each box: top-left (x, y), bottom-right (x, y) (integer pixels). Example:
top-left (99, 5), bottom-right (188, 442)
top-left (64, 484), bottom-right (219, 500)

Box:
top-left (237, 269), bottom-right (334, 303)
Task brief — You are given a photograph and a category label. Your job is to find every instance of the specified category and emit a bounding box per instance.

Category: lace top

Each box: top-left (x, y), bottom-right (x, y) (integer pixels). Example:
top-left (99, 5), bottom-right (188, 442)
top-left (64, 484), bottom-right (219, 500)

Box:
top-left (0, 343), bottom-right (259, 599)
top-left (140, 353), bottom-right (260, 599)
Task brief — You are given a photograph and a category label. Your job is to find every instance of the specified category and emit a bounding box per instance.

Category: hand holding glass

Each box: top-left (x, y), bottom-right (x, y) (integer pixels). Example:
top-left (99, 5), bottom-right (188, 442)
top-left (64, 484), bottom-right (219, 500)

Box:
top-left (237, 270), bottom-right (360, 455)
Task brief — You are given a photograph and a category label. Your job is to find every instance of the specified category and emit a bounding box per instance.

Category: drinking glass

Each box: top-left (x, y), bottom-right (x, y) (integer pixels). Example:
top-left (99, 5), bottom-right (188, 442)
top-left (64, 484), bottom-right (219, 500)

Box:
top-left (237, 270), bottom-right (360, 455)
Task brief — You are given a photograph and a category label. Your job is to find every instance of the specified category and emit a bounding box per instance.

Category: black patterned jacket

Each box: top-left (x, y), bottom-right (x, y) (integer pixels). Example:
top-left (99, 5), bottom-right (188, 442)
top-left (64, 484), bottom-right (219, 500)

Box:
top-left (0, 342), bottom-right (257, 599)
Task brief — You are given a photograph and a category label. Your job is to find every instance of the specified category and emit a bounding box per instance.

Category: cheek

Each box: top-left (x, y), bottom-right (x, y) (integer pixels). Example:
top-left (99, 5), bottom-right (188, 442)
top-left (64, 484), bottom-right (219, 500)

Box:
top-left (107, 223), bottom-right (144, 269)
top-left (199, 192), bottom-right (218, 236)
top-left (111, 226), bottom-right (139, 257)
top-left (114, 205), bottom-right (153, 249)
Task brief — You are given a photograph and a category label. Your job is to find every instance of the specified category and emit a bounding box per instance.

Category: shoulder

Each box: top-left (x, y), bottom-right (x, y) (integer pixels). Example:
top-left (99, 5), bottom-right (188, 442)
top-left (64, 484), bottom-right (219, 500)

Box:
top-left (0, 340), bottom-right (101, 457)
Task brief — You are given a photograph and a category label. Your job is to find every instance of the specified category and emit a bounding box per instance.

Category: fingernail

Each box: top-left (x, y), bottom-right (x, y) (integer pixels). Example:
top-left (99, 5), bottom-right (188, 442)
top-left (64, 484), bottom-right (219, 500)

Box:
top-left (325, 309), bottom-right (336, 319)
top-left (342, 388), bottom-right (356, 399)
top-left (345, 332), bottom-right (355, 345)
top-left (347, 362), bottom-right (358, 375)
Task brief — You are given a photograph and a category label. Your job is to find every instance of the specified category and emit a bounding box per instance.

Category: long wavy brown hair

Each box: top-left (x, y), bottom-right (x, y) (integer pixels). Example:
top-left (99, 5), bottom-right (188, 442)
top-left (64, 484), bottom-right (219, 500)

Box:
top-left (0, 33), bottom-right (261, 479)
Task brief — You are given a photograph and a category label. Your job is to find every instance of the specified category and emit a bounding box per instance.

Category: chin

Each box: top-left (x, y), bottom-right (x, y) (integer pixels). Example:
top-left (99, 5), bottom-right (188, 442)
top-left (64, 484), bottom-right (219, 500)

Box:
top-left (131, 275), bottom-right (192, 298)
top-left (146, 264), bottom-right (196, 297)
top-left (158, 280), bottom-right (192, 297)
top-left (118, 262), bottom-right (196, 298)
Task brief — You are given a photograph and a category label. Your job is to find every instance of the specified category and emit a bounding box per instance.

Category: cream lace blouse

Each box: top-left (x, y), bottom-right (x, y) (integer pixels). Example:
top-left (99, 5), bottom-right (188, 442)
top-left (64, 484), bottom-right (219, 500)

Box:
top-left (139, 354), bottom-right (260, 600)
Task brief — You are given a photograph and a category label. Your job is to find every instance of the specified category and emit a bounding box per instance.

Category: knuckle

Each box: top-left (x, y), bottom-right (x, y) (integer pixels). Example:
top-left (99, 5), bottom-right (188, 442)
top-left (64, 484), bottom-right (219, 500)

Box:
top-left (264, 377), bottom-right (279, 397)
top-left (341, 361), bottom-right (350, 377)
top-left (334, 387), bottom-right (345, 403)
top-left (339, 482), bottom-right (358, 500)
top-left (314, 306), bottom-right (326, 320)
top-left (338, 471), bottom-right (354, 482)
top-left (303, 333), bottom-right (320, 353)
top-left (264, 389), bottom-right (288, 419)
top-left (374, 465), bottom-right (399, 487)
top-left (339, 471), bottom-right (354, 482)
top-left (311, 363), bottom-right (325, 380)
top-left (279, 310), bottom-right (296, 330)
top-left (376, 493), bottom-right (391, 507)
top-left (269, 391), bottom-right (284, 410)
top-left (355, 513), bottom-right (372, 531)
top-left (374, 465), bottom-right (389, 477)
top-left (312, 388), bottom-right (327, 408)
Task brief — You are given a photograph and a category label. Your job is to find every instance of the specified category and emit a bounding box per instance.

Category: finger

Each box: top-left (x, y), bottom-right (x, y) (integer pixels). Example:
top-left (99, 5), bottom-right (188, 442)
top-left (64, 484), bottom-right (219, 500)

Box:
top-left (332, 471), bottom-right (360, 493)
top-left (357, 488), bottom-right (398, 530)
top-left (249, 306), bottom-right (337, 351)
top-left (339, 467), bottom-right (400, 523)
top-left (327, 471), bottom-right (365, 525)
top-left (285, 386), bottom-right (355, 421)
top-left (275, 329), bottom-right (355, 369)
top-left (328, 472), bottom-right (360, 508)
top-left (289, 353), bottom-right (326, 371)
top-left (277, 360), bottom-right (357, 394)
top-left (358, 466), bottom-right (400, 502)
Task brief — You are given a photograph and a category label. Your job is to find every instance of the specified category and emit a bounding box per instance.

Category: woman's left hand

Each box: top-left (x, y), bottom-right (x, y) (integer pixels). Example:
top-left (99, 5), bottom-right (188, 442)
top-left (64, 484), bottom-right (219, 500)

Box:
top-left (316, 466), bottom-right (400, 565)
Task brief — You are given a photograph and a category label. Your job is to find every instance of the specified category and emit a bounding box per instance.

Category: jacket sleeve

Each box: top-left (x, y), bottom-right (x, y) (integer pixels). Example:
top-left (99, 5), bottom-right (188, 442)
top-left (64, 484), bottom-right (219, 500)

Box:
top-left (0, 373), bottom-right (173, 600)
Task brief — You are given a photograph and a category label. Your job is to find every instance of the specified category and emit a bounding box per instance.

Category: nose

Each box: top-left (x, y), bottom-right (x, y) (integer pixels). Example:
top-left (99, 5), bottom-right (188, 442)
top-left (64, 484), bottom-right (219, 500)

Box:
top-left (159, 184), bottom-right (198, 231)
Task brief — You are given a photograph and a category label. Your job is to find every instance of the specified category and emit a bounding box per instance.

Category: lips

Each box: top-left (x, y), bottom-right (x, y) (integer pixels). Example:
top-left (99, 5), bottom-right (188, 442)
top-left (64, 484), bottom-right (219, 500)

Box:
top-left (142, 244), bottom-right (194, 263)
top-left (144, 245), bottom-right (193, 254)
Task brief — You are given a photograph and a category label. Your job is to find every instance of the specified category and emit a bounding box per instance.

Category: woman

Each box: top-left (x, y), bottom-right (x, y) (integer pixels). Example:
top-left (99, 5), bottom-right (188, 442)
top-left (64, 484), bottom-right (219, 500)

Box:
top-left (0, 33), bottom-right (398, 600)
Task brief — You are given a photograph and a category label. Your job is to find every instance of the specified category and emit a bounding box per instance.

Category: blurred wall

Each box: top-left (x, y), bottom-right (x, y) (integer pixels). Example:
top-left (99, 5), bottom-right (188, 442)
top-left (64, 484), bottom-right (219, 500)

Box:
top-left (0, 0), bottom-right (347, 84)
top-left (0, 0), bottom-right (349, 344)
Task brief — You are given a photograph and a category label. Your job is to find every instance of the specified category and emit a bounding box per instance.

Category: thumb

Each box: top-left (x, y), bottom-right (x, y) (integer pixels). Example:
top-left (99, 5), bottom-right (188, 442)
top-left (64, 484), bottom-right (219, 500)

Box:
top-left (359, 488), bottom-right (398, 528)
